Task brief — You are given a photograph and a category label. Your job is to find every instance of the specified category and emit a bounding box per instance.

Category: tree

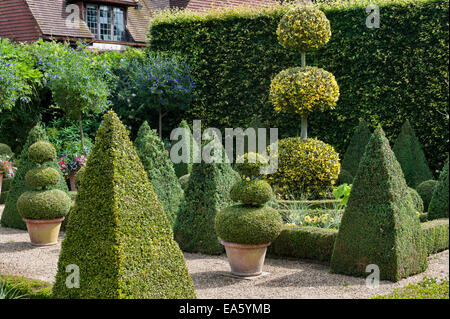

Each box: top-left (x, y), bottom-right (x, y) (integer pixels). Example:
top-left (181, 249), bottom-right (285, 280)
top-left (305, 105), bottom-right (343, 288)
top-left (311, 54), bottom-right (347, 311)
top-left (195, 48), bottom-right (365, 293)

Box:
top-left (428, 159), bottom-right (449, 220)
top-left (52, 111), bottom-right (196, 299)
top-left (341, 119), bottom-right (372, 178)
top-left (134, 121), bottom-right (183, 225)
top-left (330, 127), bottom-right (427, 281)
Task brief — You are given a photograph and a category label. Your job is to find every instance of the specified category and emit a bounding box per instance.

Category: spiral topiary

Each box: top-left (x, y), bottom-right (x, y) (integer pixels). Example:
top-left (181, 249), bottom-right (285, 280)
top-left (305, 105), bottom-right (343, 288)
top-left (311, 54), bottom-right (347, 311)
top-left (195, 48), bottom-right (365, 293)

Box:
top-left (17, 141), bottom-right (71, 220)
top-left (416, 180), bottom-right (438, 211)
top-left (267, 137), bottom-right (340, 199)
top-left (277, 5), bottom-right (331, 52)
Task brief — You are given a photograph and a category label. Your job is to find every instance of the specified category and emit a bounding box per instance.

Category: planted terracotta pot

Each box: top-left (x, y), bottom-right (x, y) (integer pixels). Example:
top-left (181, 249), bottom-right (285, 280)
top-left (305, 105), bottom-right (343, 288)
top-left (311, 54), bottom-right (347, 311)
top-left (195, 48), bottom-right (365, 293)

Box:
top-left (23, 217), bottom-right (65, 246)
top-left (221, 240), bottom-right (270, 277)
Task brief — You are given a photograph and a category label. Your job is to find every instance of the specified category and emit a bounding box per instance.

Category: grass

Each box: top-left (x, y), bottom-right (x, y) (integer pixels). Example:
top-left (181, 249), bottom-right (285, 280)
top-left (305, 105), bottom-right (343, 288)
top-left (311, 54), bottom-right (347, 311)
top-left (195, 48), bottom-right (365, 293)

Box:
top-left (0, 274), bottom-right (53, 299)
top-left (373, 277), bottom-right (449, 299)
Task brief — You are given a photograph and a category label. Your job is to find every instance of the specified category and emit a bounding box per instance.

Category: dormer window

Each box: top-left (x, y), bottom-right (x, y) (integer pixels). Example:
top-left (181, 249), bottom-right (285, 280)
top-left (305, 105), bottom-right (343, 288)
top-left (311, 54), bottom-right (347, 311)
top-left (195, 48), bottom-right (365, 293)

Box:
top-left (85, 4), bottom-right (126, 42)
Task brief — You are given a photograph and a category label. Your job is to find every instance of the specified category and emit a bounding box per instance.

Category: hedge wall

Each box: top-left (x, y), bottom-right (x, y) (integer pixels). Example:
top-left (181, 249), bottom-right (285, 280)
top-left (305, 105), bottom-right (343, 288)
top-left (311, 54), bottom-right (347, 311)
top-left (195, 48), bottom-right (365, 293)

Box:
top-left (149, 0), bottom-right (449, 173)
top-left (422, 218), bottom-right (449, 255)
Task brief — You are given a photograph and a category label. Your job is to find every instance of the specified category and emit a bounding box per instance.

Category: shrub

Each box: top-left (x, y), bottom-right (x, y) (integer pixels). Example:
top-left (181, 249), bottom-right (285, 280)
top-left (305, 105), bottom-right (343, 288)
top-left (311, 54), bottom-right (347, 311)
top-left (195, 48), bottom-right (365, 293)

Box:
top-left (74, 166), bottom-right (86, 190)
top-left (234, 152), bottom-right (269, 178)
top-left (1, 177), bottom-right (13, 192)
top-left (215, 205), bottom-right (283, 245)
top-left (421, 218), bottom-right (449, 255)
top-left (393, 120), bottom-right (434, 187)
top-left (52, 111), bottom-right (196, 299)
top-left (17, 189), bottom-right (70, 220)
top-left (0, 274), bottom-right (52, 299)
top-left (0, 191), bottom-right (8, 204)
top-left (408, 187), bottom-right (424, 213)
top-left (135, 121), bottom-right (183, 225)
top-left (340, 119), bottom-right (372, 178)
top-left (1, 124), bottom-right (68, 229)
top-left (428, 160), bottom-right (449, 220)
top-left (27, 141), bottom-right (56, 164)
top-left (171, 120), bottom-right (198, 178)
top-left (25, 167), bottom-right (60, 189)
top-left (230, 179), bottom-right (273, 206)
top-left (416, 180), bottom-right (438, 211)
top-left (373, 277), bottom-right (449, 299)
top-left (330, 127), bottom-right (427, 282)
top-left (174, 151), bottom-right (239, 254)
top-left (179, 174), bottom-right (190, 191)
top-left (336, 169), bottom-right (353, 186)
top-left (149, 0), bottom-right (449, 173)
top-left (0, 143), bottom-right (13, 156)
top-left (267, 137), bottom-right (340, 199)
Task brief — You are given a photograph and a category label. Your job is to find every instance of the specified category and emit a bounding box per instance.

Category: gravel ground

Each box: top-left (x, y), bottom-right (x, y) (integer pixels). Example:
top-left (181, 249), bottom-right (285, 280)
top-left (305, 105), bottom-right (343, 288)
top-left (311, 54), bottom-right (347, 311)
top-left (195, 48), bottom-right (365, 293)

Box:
top-left (1, 204), bottom-right (448, 299)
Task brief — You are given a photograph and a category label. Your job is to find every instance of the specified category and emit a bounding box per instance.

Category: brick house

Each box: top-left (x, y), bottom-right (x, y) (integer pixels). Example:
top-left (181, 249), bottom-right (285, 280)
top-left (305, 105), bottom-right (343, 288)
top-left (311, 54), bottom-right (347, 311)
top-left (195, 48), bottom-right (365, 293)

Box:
top-left (0, 0), bottom-right (282, 50)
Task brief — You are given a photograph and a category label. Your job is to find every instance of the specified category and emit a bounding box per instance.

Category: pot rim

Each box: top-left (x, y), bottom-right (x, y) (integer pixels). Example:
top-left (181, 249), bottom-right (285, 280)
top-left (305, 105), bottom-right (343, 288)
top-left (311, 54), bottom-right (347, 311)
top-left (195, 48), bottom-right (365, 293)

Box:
top-left (220, 240), bottom-right (270, 249)
top-left (23, 217), bottom-right (65, 224)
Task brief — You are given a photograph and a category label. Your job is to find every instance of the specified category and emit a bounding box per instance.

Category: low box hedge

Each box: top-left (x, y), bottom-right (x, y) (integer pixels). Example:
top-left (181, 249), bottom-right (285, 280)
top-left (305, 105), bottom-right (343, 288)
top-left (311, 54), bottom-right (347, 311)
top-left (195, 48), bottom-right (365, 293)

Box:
top-left (269, 218), bottom-right (449, 263)
top-left (0, 274), bottom-right (53, 299)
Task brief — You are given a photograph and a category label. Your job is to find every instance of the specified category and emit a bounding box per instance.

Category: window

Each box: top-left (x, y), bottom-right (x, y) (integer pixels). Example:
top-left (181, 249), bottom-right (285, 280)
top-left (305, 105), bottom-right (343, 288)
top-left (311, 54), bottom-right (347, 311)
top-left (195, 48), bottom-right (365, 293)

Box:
top-left (85, 4), bottom-right (126, 42)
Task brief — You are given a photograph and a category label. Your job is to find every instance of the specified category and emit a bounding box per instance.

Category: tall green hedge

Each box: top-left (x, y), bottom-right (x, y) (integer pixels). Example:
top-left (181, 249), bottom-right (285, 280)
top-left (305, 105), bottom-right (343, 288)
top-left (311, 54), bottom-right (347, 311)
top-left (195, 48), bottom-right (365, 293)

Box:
top-left (52, 111), bottom-right (196, 299)
top-left (0, 123), bottom-right (68, 229)
top-left (330, 127), bottom-right (427, 282)
top-left (134, 121), bottom-right (183, 225)
top-left (428, 159), bottom-right (449, 220)
top-left (149, 0), bottom-right (449, 173)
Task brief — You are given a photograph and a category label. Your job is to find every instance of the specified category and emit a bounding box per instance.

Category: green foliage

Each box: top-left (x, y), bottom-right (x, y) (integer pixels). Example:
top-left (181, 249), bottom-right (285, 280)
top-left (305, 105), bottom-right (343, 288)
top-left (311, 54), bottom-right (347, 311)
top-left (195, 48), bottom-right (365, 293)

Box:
top-left (0, 191), bottom-right (8, 204)
top-left (268, 226), bottom-right (338, 262)
top-left (74, 166), bottom-right (86, 190)
top-left (408, 187), bottom-right (424, 213)
top-left (428, 160), bottom-right (449, 220)
top-left (171, 120), bottom-right (198, 178)
top-left (330, 127), bottom-right (427, 282)
top-left (341, 119), bottom-right (372, 178)
top-left (27, 141), bottom-right (56, 164)
top-left (0, 143), bottom-right (13, 156)
top-left (270, 66), bottom-right (339, 116)
top-left (1, 123), bottom-right (68, 229)
top-left (332, 183), bottom-right (352, 209)
top-left (1, 177), bottom-right (13, 192)
top-left (393, 120), bottom-right (434, 187)
top-left (149, 0), bottom-right (449, 173)
top-left (17, 189), bottom-right (70, 220)
top-left (277, 5), bottom-right (331, 52)
top-left (336, 169), bottom-right (353, 185)
top-left (53, 111), bottom-right (196, 299)
top-left (134, 121), bottom-right (183, 225)
top-left (174, 155), bottom-right (239, 254)
top-left (25, 167), bottom-right (60, 189)
top-left (0, 274), bottom-right (52, 299)
top-left (234, 152), bottom-right (269, 178)
top-left (230, 179), bottom-right (273, 206)
top-left (416, 179), bottom-right (438, 211)
top-left (267, 137), bottom-right (340, 199)
top-left (215, 204), bottom-right (283, 245)
top-left (421, 218), bottom-right (449, 255)
top-left (179, 174), bottom-right (190, 191)
top-left (373, 277), bottom-right (449, 299)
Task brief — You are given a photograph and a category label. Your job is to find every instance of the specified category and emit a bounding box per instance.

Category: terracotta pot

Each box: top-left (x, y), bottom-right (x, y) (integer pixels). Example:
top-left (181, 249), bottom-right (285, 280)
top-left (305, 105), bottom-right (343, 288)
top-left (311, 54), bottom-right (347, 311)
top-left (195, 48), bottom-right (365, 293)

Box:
top-left (23, 217), bottom-right (65, 246)
top-left (69, 172), bottom-right (77, 192)
top-left (221, 240), bottom-right (270, 277)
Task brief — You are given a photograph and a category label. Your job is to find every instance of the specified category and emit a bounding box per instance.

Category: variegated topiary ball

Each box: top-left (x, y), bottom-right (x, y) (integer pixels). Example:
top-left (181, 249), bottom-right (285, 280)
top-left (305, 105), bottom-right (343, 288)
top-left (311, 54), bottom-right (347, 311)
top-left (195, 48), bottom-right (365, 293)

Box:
top-left (270, 66), bottom-right (339, 116)
top-left (277, 6), bottom-right (331, 52)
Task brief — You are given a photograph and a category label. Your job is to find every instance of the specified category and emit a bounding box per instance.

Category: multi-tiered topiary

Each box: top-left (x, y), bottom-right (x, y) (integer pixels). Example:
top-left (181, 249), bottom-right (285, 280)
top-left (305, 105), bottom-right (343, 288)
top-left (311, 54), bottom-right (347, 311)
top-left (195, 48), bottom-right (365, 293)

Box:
top-left (267, 137), bottom-right (340, 199)
top-left (340, 119), bottom-right (372, 181)
top-left (428, 159), bottom-right (449, 220)
top-left (53, 111), bottom-right (196, 299)
top-left (135, 121), bottom-right (183, 225)
top-left (17, 141), bottom-right (71, 222)
top-left (416, 180), bottom-right (439, 212)
top-left (330, 127), bottom-right (427, 282)
top-left (271, 5), bottom-right (339, 139)
top-left (393, 120), bottom-right (434, 188)
top-left (1, 123), bottom-right (68, 230)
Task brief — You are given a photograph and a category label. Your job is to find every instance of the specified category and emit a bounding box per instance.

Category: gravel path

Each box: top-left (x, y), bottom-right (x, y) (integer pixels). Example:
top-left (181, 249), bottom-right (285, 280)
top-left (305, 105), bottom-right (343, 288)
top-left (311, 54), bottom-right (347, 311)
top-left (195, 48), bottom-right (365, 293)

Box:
top-left (1, 204), bottom-right (448, 299)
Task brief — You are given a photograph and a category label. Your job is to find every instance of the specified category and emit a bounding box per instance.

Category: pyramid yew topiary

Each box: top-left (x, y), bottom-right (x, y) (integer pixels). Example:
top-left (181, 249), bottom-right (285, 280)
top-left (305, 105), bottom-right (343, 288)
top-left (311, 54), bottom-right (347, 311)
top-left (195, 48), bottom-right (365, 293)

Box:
top-left (171, 120), bottom-right (198, 178)
top-left (135, 121), bottom-right (183, 225)
top-left (330, 127), bottom-right (427, 282)
top-left (393, 120), bottom-right (433, 188)
top-left (52, 111), bottom-right (196, 299)
top-left (428, 159), bottom-right (449, 220)
top-left (340, 119), bottom-right (372, 179)
top-left (1, 123), bottom-right (68, 229)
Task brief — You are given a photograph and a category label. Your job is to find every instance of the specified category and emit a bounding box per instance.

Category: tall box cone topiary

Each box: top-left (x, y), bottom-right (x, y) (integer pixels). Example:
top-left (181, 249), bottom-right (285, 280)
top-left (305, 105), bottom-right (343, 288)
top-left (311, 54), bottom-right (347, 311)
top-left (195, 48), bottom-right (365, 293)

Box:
top-left (330, 127), bottom-right (427, 282)
top-left (428, 159), bottom-right (449, 220)
top-left (135, 121), bottom-right (183, 226)
top-left (340, 119), bottom-right (372, 179)
top-left (393, 120), bottom-right (433, 188)
top-left (171, 120), bottom-right (199, 178)
top-left (1, 123), bottom-right (68, 230)
top-left (52, 111), bottom-right (196, 299)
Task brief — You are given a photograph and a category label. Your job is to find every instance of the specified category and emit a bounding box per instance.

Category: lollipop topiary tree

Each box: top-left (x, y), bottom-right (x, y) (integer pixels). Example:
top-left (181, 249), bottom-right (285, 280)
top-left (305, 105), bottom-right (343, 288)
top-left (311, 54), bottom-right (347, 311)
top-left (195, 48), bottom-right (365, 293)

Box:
top-left (17, 141), bottom-right (71, 245)
top-left (271, 5), bottom-right (339, 139)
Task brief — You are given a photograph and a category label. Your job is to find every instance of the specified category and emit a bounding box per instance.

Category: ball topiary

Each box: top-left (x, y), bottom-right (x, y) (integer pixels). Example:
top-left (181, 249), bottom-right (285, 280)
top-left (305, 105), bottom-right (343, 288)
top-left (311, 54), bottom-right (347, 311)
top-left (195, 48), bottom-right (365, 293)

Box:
top-left (416, 180), bottom-right (438, 211)
top-left (428, 159), bottom-right (449, 220)
top-left (0, 143), bottom-right (13, 156)
top-left (230, 179), bottom-right (273, 206)
top-left (27, 141), bottom-right (57, 164)
top-left (235, 152), bottom-right (269, 178)
top-left (17, 141), bottom-right (70, 221)
top-left (277, 5), bottom-right (331, 52)
top-left (408, 187), bottom-right (424, 213)
top-left (270, 66), bottom-right (339, 116)
top-left (215, 205), bottom-right (283, 245)
top-left (179, 174), bottom-right (190, 191)
top-left (267, 137), bottom-right (340, 199)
